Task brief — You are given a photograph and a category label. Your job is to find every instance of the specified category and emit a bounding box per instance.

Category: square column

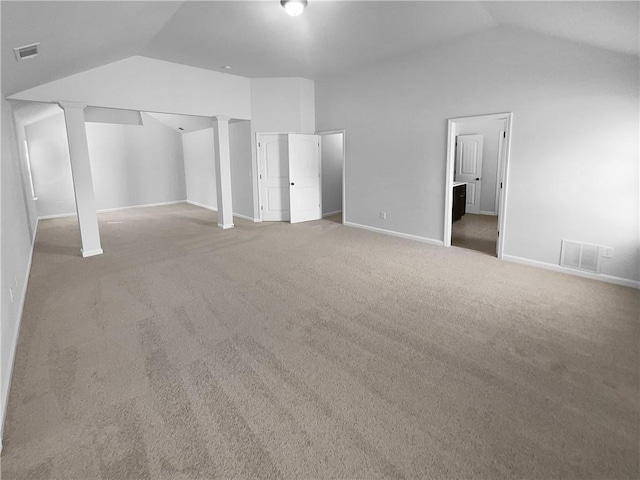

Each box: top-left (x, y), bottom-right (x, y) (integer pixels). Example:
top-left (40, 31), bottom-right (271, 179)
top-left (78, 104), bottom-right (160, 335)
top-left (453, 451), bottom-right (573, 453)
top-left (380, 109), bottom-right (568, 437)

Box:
top-left (212, 116), bottom-right (234, 229)
top-left (58, 102), bottom-right (103, 257)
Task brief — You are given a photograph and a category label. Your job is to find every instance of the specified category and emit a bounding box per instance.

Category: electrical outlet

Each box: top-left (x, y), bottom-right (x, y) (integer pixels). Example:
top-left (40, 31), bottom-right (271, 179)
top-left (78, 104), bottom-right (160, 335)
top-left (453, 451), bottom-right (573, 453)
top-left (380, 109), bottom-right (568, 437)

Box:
top-left (601, 246), bottom-right (614, 259)
top-left (380, 211), bottom-right (387, 220)
top-left (9, 288), bottom-right (14, 303)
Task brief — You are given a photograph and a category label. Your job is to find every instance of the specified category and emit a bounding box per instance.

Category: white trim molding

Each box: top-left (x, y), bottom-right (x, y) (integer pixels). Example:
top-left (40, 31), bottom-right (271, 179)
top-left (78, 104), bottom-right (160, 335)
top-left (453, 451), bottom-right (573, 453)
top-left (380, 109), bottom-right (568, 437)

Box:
top-left (344, 221), bottom-right (444, 247)
top-left (186, 199), bottom-right (217, 212)
top-left (186, 200), bottom-right (258, 222)
top-left (444, 112), bottom-right (513, 260)
top-left (81, 248), bottom-right (104, 258)
top-left (38, 200), bottom-right (186, 220)
top-left (233, 212), bottom-right (256, 222)
top-left (1, 220), bottom-right (38, 446)
top-left (322, 210), bottom-right (342, 218)
top-left (502, 254), bottom-right (640, 289)
top-left (317, 129), bottom-right (346, 225)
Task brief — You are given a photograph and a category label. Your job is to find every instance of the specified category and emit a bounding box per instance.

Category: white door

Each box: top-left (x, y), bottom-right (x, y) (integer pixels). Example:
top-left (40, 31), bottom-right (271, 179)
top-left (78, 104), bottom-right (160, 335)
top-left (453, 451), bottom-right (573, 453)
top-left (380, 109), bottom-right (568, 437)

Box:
top-left (259, 134), bottom-right (290, 221)
top-left (288, 134), bottom-right (321, 224)
top-left (455, 134), bottom-right (483, 214)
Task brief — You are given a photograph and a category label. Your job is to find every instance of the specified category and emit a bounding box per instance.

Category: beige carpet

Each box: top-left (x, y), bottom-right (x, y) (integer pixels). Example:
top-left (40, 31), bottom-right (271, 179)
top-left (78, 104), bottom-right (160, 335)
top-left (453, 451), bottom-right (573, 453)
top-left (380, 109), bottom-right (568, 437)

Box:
top-left (452, 213), bottom-right (498, 256)
top-left (2, 203), bottom-right (638, 479)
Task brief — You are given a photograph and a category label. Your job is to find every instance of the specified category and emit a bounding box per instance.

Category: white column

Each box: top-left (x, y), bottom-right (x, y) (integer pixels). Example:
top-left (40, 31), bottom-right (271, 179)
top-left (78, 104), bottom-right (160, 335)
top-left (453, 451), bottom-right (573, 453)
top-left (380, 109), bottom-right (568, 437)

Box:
top-left (58, 102), bottom-right (103, 257)
top-left (212, 116), bottom-right (234, 229)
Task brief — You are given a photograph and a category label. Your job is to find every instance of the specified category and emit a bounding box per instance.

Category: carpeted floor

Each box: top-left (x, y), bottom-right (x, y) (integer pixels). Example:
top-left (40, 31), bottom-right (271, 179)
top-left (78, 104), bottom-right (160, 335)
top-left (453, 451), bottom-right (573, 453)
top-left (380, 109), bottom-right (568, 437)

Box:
top-left (452, 213), bottom-right (498, 256)
top-left (2, 203), bottom-right (638, 479)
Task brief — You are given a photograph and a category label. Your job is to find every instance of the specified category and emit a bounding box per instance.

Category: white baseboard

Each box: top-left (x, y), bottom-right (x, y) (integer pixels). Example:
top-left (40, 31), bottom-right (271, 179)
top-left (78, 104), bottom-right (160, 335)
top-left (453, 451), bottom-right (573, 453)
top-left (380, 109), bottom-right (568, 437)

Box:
top-left (233, 212), bottom-right (256, 222)
top-left (38, 212), bottom-right (76, 220)
top-left (502, 254), bottom-right (640, 289)
top-left (97, 200), bottom-right (185, 214)
top-left (479, 210), bottom-right (497, 216)
top-left (186, 201), bottom-right (258, 222)
top-left (38, 200), bottom-right (187, 220)
top-left (344, 221), bottom-right (444, 247)
top-left (81, 248), bottom-right (104, 258)
top-left (218, 223), bottom-right (234, 229)
top-left (2, 219), bottom-right (39, 447)
top-left (186, 199), bottom-right (217, 212)
top-left (323, 210), bottom-right (342, 218)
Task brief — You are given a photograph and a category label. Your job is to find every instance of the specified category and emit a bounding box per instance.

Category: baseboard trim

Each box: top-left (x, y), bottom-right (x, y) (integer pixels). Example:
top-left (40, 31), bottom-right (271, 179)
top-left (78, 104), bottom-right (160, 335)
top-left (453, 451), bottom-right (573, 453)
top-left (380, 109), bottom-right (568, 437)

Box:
top-left (1, 219), bottom-right (39, 448)
top-left (81, 248), bottom-right (104, 258)
top-left (38, 200), bottom-right (187, 220)
top-left (186, 201), bottom-right (257, 222)
top-left (38, 212), bottom-right (75, 220)
top-left (97, 200), bottom-right (185, 214)
top-left (323, 210), bottom-right (342, 218)
top-left (218, 223), bottom-right (234, 229)
top-left (344, 221), bottom-right (444, 247)
top-left (233, 212), bottom-right (256, 222)
top-left (502, 254), bottom-right (640, 289)
top-left (186, 200), bottom-right (217, 212)
top-left (479, 210), bottom-right (497, 216)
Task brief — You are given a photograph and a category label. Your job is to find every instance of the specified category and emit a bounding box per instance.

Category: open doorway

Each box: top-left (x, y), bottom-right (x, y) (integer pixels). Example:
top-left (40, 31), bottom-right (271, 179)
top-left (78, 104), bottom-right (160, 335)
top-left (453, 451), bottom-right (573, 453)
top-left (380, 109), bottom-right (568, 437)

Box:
top-left (318, 130), bottom-right (345, 224)
top-left (444, 113), bottom-right (513, 258)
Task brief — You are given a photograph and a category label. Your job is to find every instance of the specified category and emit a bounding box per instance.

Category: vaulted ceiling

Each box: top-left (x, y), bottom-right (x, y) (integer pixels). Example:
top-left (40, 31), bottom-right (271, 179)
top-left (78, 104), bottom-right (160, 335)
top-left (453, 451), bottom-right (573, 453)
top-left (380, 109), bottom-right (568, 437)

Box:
top-left (2, 1), bottom-right (638, 96)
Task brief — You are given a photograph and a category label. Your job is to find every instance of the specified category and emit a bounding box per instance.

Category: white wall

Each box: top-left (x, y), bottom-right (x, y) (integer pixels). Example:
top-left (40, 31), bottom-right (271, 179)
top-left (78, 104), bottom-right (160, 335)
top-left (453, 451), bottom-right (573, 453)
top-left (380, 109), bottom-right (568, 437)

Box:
top-left (182, 128), bottom-right (217, 210)
top-left (321, 133), bottom-right (343, 215)
top-left (315, 26), bottom-right (639, 283)
top-left (250, 78), bottom-right (316, 134)
top-left (1, 98), bottom-right (36, 436)
top-left (25, 112), bottom-right (186, 217)
top-left (457, 119), bottom-right (505, 214)
top-left (182, 122), bottom-right (254, 219)
top-left (9, 56), bottom-right (251, 119)
top-left (249, 77), bottom-right (316, 218)
top-left (230, 121), bottom-right (254, 219)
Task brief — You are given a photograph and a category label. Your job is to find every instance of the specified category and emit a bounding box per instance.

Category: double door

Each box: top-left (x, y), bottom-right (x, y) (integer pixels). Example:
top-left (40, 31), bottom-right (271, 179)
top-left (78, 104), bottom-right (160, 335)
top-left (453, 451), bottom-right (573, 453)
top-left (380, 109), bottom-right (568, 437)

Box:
top-left (258, 134), bottom-right (321, 223)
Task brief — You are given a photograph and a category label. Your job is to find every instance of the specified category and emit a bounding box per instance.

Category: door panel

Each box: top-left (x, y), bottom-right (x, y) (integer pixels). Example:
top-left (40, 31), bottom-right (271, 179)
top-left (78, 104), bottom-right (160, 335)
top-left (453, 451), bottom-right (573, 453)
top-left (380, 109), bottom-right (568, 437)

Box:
top-left (455, 134), bottom-right (483, 214)
top-left (289, 134), bottom-right (321, 224)
top-left (259, 134), bottom-right (289, 221)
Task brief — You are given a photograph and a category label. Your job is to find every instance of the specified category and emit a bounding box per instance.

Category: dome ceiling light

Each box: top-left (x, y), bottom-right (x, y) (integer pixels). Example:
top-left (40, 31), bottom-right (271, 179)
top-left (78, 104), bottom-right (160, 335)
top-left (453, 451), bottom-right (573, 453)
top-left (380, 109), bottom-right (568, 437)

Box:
top-left (281, 0), bottom-right (308, 17)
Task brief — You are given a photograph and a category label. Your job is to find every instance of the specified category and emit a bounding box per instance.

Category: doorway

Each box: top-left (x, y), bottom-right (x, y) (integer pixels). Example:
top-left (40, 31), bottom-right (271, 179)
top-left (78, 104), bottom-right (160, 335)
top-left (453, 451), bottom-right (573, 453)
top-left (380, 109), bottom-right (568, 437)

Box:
top-left (256, 133), bottom-right (322, 223)
top-left (444, 113), bottom-right (513, 258)
top-left (318, 130), bottom-right (345, 224)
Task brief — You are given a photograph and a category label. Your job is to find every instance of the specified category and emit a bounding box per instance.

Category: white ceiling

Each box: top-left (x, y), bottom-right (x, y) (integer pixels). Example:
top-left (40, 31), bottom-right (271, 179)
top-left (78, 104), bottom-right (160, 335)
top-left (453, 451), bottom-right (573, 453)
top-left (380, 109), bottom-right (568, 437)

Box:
top-left (2, 1), bottom-right (638, 97)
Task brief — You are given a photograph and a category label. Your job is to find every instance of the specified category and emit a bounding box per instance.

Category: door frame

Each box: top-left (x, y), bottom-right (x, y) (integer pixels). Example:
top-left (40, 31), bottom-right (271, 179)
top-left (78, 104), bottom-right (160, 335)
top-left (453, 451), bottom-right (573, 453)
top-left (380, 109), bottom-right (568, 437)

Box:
top-left (255, 132), bottom-right (293, 222)
top-left (317, 130), bottom-right (346, 224)
top-left (443, 112), bottom-right (513, 259)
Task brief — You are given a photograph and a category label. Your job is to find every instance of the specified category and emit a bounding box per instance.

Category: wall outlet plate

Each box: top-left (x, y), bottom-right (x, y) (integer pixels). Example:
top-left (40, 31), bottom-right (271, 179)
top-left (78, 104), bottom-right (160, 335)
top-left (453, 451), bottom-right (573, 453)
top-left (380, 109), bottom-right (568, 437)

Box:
top-left (601, 246), bottom-right (614, 259)
top-left (380, 211), bottom-right (387, 220)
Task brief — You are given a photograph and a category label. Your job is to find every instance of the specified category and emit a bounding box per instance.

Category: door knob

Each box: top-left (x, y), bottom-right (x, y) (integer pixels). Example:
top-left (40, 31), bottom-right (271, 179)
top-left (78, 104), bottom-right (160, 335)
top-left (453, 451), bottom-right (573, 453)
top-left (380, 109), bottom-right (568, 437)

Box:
top-left (475, 178), bottom-right (480, 181)
top-left (290, 182), bottom-right (295, 185)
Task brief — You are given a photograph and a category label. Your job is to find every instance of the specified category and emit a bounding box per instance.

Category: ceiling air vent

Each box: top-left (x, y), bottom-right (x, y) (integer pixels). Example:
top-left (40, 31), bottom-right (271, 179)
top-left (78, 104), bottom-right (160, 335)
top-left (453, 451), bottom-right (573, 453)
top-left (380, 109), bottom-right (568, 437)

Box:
top-left (560, 240), bottom-right (601, 273)
top-left (14, 43), bottom-right (40, 61)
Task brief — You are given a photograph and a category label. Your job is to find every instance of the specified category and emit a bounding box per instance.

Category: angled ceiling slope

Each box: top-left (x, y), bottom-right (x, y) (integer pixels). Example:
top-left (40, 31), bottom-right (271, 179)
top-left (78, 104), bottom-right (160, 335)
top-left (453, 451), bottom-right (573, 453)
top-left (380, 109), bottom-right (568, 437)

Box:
top-left (8, 56), bottom-right (251, 119)
top-left (1, 1), bottom-right (184, 95)
top-left (3, 1), bottom-right (638, 98)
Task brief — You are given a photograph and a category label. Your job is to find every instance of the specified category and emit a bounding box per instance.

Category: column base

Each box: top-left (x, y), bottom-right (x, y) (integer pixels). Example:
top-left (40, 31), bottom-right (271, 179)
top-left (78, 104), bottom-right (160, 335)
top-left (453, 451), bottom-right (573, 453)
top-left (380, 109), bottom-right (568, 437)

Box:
top-left (81, 248), bottom-right (104, 257)
top-left (217, 223), bottom-right (234, 230)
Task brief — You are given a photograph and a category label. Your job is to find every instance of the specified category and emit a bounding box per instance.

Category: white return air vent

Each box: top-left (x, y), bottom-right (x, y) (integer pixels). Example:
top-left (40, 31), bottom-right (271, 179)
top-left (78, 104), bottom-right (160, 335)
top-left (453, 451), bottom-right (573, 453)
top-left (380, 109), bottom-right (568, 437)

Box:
top-left (14, 43), bottom-right (40, 61)
top-left (560, 240), bottom-right (601, 273)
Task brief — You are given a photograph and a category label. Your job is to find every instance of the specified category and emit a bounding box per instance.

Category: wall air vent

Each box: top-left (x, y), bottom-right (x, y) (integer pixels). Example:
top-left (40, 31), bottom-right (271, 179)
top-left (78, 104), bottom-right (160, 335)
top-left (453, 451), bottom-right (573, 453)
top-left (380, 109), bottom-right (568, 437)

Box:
top-left (14, 43), bottom-right (40, 61)
top-left (560, 240), bottom-right (601, 273)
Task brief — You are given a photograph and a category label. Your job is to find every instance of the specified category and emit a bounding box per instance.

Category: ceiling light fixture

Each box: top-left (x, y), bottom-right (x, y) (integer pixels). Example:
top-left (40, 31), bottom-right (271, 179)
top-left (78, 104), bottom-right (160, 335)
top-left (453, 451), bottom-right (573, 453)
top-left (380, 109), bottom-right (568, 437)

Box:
top-left (281, 0), bottom-right (307, 17)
